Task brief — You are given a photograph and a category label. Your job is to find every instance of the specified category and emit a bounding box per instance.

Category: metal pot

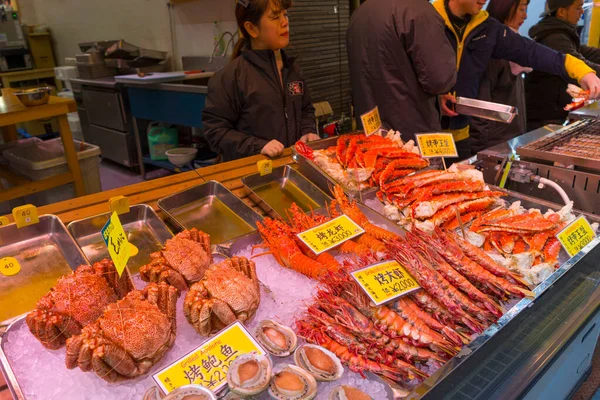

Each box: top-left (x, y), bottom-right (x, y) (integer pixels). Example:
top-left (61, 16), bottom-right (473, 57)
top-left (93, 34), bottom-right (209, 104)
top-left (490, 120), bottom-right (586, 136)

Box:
top-left (14, 87), bottom-right (52, 106)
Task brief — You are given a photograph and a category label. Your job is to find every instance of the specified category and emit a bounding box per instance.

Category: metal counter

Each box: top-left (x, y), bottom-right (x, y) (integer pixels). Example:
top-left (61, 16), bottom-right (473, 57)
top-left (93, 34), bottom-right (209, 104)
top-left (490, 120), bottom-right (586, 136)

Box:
top-left (569, 102), bottom-right (600, 121)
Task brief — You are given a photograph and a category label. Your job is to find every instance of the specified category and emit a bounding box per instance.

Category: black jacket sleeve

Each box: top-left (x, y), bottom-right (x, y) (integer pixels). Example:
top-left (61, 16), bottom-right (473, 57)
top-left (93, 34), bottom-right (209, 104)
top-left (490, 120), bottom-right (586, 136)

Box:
top-left (581, 45), bottom-right (600, 66)
top-left (300, 82), bottom-right (316, 136)
top-left (491, 22), bottom-right (570, 82)
top-left (404, 10), bottom-right (457, 95)
top-left (202, 69), bottom-right (269, 160)
top-left (541, 33), bottom-right (600, 74)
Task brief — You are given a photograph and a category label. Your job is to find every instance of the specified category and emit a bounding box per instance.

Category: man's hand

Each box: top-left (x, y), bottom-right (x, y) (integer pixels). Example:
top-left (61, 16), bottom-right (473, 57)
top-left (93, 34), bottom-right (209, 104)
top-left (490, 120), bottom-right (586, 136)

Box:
top-left (440, 93), bottom-right (459, 117)
top-left (261, 140), bottom-right (285, 158)
top-left (300, 133), bottom-right (320, 143)
top-left (580, 72), bottom-right (600, 100)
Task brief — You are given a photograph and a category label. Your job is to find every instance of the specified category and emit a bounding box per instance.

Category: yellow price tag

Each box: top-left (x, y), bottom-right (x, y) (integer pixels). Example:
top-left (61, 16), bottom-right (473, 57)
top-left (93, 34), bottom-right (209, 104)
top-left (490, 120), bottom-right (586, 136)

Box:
top-left (0, 257), bottom-right (21, 277)
top-left (109, 196), bottom-right (130, 215)
top-left (101, 212), bottom-right (130, 277)
top-left (12, 205), bottom-right (39, 228)
top-left (153, 321), bottom-right (265, 394)
top-left (415, 133), bottom-right (458, 158)
top-left (351, 260), bottom-right (420, 306)
top-left (297, 214), bottom-right (365, 255)
top-left (557, 216), bottom-right (597, 258)
top-left (0, 216), bottom-right (10, 226)
top-left (360, 106), bottom-right (382, 136)
top-left (257, 159), bottom-right (273, 176)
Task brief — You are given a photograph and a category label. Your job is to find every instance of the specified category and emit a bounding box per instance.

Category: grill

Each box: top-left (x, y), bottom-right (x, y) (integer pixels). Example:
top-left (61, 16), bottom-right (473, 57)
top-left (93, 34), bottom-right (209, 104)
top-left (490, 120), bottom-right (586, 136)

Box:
top-left (517, 119), bottom-right (600, 173)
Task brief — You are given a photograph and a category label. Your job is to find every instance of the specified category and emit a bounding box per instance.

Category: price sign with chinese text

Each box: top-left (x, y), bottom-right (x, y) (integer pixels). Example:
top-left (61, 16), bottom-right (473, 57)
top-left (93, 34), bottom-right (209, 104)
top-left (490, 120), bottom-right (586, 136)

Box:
top-left (153, 322), bottom-right (265, 394)
top-left (360, 106), bottom-right (382, 136)
top-left (12, 205), bottom-right (39, 228)
top-left (101, 212), bottom-right (130, 277)
top-left (557, 216), bottom-right (597, 258)
top-left (415, 133), bottom-right (458, 158)
top-left (0, 257), bottom-right (21, 277)
top-left (0, 216), bottom-right (10, 226)
top-left (297, 214), bottom-right (365, 255)
top-left (351, 260), bottom-right (421, 306)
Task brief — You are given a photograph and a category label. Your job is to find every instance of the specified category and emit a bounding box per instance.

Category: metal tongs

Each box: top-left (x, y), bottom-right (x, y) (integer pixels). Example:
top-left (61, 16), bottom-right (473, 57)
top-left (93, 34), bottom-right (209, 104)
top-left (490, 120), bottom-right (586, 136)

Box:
top-left (564, 84), bottom-right (594, 112)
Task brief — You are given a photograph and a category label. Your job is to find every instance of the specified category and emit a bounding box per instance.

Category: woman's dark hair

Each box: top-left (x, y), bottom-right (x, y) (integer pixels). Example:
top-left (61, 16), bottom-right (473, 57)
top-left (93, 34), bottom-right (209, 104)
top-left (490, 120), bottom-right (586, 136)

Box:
top-left (232, 0), bottom-right (292, 59)
top-left (486, 0), bottom-right (530, 23)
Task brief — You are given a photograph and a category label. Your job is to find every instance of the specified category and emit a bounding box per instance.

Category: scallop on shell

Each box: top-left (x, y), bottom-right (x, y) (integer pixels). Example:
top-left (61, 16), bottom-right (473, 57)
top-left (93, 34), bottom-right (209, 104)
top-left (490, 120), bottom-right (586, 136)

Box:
top-left (226, 352), bottom-right (272, 396)
top-left (328, 385), bottom-right (373, 400)
top-left (255, 320), bottom-right (298, 357)
top-left (269, 364), bottom-right (318, 400)
top-left (294, 344), bottom-right (344, 382)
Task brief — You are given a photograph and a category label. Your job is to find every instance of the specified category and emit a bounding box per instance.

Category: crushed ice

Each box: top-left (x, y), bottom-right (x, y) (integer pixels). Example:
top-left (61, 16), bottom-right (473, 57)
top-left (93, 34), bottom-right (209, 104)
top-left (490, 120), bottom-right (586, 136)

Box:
top-left (2, 245), bottom-right (390, 399)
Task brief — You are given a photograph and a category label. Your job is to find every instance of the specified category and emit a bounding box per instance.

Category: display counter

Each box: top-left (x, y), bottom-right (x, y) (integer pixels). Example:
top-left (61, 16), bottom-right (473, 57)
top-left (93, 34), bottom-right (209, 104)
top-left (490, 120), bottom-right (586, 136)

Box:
top-left (0, 149), bottom-right (294, 225)
top-left (1, 136), bottom-right (599, 400)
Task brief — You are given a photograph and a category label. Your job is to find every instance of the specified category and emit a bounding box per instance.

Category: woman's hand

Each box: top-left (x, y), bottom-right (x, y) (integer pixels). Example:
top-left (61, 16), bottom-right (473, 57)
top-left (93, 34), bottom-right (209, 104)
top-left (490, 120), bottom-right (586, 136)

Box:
top-left (261, 140), bottom-right (285, 158)
top-left (580, 73), bottom-right (600, 100)
top-left (440, 93), bottom-right (459, 117)
top-left (300, 133), bottom-right (320, 143)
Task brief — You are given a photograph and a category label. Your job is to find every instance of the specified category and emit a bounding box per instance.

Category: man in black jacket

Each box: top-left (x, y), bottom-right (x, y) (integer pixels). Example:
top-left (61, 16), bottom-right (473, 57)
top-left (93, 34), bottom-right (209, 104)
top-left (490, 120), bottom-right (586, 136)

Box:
top-left (346, 0), bottom-right (457, 142)
top-left (526, 0), bottom-right (600, 130)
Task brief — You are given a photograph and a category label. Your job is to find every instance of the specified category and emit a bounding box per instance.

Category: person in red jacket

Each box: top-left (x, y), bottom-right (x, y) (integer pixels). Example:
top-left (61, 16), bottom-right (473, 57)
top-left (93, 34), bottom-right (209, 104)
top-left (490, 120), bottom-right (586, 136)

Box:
top-left (203, 0), bottom-right (319, 161)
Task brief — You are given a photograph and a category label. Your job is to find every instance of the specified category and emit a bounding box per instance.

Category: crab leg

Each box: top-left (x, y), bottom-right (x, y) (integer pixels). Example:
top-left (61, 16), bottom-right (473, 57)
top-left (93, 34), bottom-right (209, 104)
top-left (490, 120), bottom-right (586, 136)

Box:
top-left (412, 191), bottom-right (506, 220)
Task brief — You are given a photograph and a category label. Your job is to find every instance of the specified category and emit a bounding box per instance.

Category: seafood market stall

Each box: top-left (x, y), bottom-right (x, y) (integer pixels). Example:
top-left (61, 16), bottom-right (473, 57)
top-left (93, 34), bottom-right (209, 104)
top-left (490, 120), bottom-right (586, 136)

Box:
top-left (1, 137), bottom-right (600, 400)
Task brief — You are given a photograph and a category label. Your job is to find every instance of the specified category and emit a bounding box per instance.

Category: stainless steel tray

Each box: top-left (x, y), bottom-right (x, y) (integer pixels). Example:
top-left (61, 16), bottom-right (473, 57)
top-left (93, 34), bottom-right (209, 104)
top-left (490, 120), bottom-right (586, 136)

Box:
top-left (516, 119), bottom-right (600, 173)
top-left (241, 165), bottom-right (331, 220)
top-left (292, 136), bottom-right (378, 200)
top-left (67, 204), bottom-right (173, 276)
top-left (158, 180), bottom-right (263, 244)
top-left (455, 97), bottom-right (517, 123)
top-left (0, 215), bottom-right (89, 327)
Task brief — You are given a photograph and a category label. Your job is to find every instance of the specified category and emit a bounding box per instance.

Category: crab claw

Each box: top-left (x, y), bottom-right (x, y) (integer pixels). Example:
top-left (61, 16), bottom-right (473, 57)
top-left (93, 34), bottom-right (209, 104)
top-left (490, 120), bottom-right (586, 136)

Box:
top-left (295, 140), bottom-right (314, 160)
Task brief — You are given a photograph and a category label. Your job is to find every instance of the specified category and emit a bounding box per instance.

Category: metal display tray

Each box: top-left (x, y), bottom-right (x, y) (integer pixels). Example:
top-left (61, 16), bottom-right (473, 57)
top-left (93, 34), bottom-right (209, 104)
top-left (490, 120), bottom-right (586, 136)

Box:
top-left (455, 97), bottom-right (517, 123)
top-left (359, 188), bottom-right (600, 398)
top-left (241, 165), bottom-right (332, 220)
top-left (292, 136), bottom-right (378, 199)
top-left (158, 180), bottom-right (263, 245)
top-left (67, 204), bottom-right (173, 275)
top-left (516, 119), bottom-right (600, 173)
top-left (0, 215), bottom-right (89, 328)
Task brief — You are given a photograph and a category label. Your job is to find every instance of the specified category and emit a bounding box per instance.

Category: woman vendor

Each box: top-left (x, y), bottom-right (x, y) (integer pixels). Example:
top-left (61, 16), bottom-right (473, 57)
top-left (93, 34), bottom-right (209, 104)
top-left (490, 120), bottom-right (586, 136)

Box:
top-left (203, 0), bottom-right (319, 161)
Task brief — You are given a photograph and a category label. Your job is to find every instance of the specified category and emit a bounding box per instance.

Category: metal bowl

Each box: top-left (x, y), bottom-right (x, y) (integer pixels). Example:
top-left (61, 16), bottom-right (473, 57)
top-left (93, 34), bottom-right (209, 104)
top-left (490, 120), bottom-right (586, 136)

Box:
top-left (14, 87), bottom-right (52, 106)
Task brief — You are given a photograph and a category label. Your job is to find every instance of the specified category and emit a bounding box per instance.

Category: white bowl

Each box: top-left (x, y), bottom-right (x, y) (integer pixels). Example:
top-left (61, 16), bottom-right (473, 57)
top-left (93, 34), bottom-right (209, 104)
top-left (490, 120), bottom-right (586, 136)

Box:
top-left (165, 147), bottom-right (198, 167)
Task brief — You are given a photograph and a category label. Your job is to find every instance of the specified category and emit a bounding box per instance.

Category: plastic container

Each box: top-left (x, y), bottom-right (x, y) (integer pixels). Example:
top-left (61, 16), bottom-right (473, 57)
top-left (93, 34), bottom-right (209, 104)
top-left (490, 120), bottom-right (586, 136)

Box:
top-left (165, 147), bottom-right (198, 167)
top-left (147, 123), bottom-right (179, 161)
top-left (55, 66), bottom-right (78, 92)
top-left (4, 138), bottom-right (102, 206)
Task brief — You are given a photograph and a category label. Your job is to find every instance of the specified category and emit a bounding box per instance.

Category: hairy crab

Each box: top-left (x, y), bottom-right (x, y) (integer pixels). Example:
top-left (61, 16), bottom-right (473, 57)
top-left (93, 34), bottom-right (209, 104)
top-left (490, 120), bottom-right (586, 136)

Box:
top-left (26, 259), bottom-right (133, 349)
top-left (140, 228), bottom-right (212, 291)
top-left (65, 282), bottom-right (179, 382)
top-left (184, 257), bottom-right (260, 336)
